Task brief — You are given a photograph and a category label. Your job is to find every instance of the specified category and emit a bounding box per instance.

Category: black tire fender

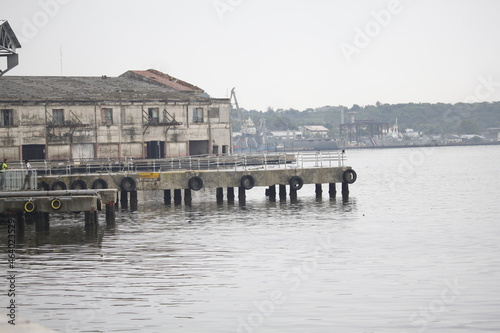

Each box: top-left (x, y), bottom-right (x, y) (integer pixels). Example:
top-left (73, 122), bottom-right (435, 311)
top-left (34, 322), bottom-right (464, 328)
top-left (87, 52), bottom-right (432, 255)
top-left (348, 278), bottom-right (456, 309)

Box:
top-left (71, 179), bottom-right (88, 190)
top-left (343, 169), bottom-right (357, 184)
top-left (51, 180), bottom-right (67, 191)
top-left (92, 178), bottom-right (108, 189)
top-left (240, 175), bottom-right (255, 190)
top-left (188, 176), bottom-right (203, 191)
top-left (121, 177), bottom-right (137, 192)
top-left (289, 176), bottom-right (304, 190)
top-left (38, 181), bottom-right (50, 191)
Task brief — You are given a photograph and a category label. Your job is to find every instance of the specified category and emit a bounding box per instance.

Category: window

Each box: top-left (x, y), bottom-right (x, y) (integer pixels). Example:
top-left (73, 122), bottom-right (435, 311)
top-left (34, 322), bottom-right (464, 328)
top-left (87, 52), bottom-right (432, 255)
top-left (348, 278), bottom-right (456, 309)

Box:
top-left (1, 109), bottom-right (14, 126)
top-left (208, 107), bottom-right (219, 118)
top-left (102, 108), bottom-right (113, 125)
top-left (193, 108), bottom-right (204, 123)
top-left (52, 109), bottom-right (64, 126)
top-left (148, 108), bottom-right (160, 124)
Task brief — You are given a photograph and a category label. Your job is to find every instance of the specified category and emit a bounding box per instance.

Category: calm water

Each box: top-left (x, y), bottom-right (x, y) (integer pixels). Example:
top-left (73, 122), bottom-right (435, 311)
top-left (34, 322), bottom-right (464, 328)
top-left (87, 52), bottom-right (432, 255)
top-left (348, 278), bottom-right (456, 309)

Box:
top-left (1, 145), bottom-right (500, 333)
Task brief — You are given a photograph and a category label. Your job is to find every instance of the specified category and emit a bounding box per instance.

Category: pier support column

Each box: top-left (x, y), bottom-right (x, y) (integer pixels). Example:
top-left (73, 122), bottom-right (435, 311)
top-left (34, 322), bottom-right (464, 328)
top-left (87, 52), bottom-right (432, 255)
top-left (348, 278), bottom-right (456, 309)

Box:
top-left (329, 183), bottom-right (337, 198)
top-left (279, 185), bottom-right (287, 202)
top-left (85, 211), bottom-right (98, 225)
top-left (238, 186), bottom-right (246, 205)
top-left (120, 191), bottom-right (128, 208)
top-left (184, 189), bottom-right (192, 206)
top-left (289, 186), bottom-right (297, 203)
top-left (268, 185), bottom-right (276, 202)
top-left (315, 184), bottom-right (323, 198)
top-left (164, 190), bottom-right (171, 205)
top-left (216, 187), bottom-right (224, 204)
top-left (15, 212), bottom-right (25, 242)
top-left (35, 212), bottom-right (50, 232)
top-left (342, 182), bottom-right (349, 199)
top-left (130, 191), bottom-right (138, 211)
top-left (174, 189), bottom-right (182, 205)
top-left (105, 203), bottom-right (116, 224)
top-left (227, 187), bottom-right (234, 204)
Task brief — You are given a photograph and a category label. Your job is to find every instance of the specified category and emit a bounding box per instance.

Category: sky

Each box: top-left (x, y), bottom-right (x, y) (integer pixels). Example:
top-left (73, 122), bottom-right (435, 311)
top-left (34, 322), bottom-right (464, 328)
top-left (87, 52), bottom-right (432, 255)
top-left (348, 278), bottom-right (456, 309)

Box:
top-left (1, 0), bottom-right (500, 111)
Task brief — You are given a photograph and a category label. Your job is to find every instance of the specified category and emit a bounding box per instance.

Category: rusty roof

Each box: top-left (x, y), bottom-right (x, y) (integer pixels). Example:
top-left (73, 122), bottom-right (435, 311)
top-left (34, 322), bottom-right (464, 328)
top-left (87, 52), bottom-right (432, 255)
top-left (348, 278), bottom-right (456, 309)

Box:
top-left (121, 69), bottom-right (204, 92)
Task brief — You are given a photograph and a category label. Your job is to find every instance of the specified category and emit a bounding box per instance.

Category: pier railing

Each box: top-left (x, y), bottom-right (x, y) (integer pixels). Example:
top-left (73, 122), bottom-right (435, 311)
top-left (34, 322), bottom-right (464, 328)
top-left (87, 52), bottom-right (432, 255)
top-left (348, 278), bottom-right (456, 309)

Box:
top-left (2, 169), bottom-right (38, 191)
top-left (6, 151), bottom-right (345, 176)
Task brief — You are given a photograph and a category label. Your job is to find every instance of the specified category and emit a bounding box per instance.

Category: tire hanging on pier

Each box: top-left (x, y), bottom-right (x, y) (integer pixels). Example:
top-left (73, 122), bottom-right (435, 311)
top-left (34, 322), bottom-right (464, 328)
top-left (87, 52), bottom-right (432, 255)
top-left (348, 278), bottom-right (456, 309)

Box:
top-left (38, 181), bottom-right (50, 191)
top-left (51, 180), bottom-right (67, 190)
top-left (342, 169), bottom-right (357, 184)
top-left (50, 198), bottom-right (62, 210)
top-left (121, 177), bottom-right (137, 192)
top-left (71, 179), bottom-right (88, 190)
top-left (289, 176), bottom-right (304, 190)
top-left (24, 200), bottom-right (36, 213)
top-left (92, 178), bottom-right (108, 189)
top-left (188, 176), bottom-right (204, 191)
top-left (240, 175), bottom-right (255, 190)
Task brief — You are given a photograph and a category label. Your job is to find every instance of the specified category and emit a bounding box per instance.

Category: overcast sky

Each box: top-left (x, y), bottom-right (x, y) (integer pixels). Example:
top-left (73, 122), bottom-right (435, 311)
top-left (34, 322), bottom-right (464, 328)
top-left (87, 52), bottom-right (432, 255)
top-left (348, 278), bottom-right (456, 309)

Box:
top-left (2, 0), bottom-right (500, 110)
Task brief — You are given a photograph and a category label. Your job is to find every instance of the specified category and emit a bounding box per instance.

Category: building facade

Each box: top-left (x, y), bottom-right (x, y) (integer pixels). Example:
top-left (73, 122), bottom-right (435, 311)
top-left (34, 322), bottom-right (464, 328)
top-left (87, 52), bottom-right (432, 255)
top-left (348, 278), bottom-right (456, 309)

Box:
top-left (0, 70), bottom-right (232, 161)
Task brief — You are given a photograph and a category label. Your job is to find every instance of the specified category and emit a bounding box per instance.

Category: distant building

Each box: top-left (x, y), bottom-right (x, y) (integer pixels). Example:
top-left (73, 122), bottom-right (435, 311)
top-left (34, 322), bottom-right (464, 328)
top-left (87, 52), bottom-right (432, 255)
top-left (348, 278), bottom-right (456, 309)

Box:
top-left (0, 70), bottom-right (232, 161)
top-left (271, 130), bottom-right (303, 140)
top-left (302, 125), bottom-right (329, 138)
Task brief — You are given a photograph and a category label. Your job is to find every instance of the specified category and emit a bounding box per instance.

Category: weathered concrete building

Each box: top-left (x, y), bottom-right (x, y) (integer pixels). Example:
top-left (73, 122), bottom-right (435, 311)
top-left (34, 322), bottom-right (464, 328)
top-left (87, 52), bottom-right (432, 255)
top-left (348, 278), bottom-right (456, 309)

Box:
top-left (0, 69), bottom-right (232, 161)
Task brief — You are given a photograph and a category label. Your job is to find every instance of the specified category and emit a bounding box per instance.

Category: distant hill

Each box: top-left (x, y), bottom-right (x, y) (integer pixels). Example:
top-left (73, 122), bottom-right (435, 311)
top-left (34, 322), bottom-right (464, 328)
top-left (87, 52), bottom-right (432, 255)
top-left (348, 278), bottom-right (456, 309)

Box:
top-left (232, 102), bottom-right (500, 136)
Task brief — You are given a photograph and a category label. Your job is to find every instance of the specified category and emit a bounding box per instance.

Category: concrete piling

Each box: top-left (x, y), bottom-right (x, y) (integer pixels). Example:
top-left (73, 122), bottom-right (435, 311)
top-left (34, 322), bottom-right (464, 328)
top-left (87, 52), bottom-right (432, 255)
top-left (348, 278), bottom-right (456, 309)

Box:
top-left (184, 189), bottom-right (192, 206)
top-left (238, 186), bottom-right (246, 205)
top-left (279, 185), bottom-right (286, 201)
top-left (130, 191), bottom-right (138, 211)
top-left (289, 186), bottom-right (297, 202)
top-left (329, 183), bottom-right (337, 198)
top-left (216, 187), bottom-right (224, 204)
top-left (268, 185), bottom-right (276, 202)
top-left (164, 189), bottom-right (171, 205)
top-left (120, 191), bottom-right (128, 208)
top-left (227, 187), bottom-right (234, 204)
top-left (105, 203), bottom-right (115, 224)
top-left (315, 184), bottom-right (323, 197)
top-left (174, 189), bottom-right (182, 205)
top-left (342, 182), bottom-right (349, 199)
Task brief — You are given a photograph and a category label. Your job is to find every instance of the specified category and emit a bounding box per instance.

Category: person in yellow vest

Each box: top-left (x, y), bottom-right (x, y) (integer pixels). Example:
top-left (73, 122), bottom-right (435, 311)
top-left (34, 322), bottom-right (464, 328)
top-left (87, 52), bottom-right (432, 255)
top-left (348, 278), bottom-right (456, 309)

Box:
top-left (1, 159), bottom-right (8, 190)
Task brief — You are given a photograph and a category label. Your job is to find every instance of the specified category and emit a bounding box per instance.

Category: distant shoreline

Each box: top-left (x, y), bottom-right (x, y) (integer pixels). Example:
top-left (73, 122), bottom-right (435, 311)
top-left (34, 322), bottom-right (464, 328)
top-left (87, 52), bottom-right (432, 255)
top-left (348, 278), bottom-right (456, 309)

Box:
top-left (345, 141), bottom-right (500, 150)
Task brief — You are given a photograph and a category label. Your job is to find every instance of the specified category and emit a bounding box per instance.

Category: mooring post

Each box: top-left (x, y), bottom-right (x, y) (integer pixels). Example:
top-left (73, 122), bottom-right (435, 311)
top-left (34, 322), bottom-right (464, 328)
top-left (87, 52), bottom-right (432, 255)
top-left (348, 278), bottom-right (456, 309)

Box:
top-left (238, 186), bottom-right (246, 205)
top-left (105, 202), bottom-right (115, 224)
top-left (279, 184), bottom-right (287, 201)
top-left (174, 189), bottom-right (182, 205)
top-left (184, 189), bottom-right (192, 206)
top-left (120, 191), bottom-right (128, 208)
top-left (164, 189), bottom-right (171, 205)
top-left (315, 184), bottom-right (323, 197)
top-left (227, 187), bottom-right (234, 204)
top-left (329, 183), bottom-right (337, 198)
top-left (130, 191), bottom-right (138, 211)
top-left (216, 187), bottom-right (224, 204)
top-left (268, 185), bottom-right (276, 202)
top-left (342, 182), bottom-right (349, 198)
top-left (289, 186), bottom-right (297, 202)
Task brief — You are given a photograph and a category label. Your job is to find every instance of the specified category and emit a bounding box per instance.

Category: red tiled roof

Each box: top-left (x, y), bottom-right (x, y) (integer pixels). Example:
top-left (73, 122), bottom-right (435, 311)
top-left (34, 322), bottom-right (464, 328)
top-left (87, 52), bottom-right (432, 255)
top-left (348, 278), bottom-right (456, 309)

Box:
top-left (122, 69), bottom-right (204, 92)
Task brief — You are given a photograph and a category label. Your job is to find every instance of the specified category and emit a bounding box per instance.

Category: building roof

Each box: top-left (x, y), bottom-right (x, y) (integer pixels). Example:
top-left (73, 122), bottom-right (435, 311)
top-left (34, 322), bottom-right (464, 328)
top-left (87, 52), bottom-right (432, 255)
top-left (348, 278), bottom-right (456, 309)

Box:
top-left (0, 74), bottom-right (211, 103)
top-left (121, 69), bottom-right (204, 93)
top-left (304, 125), bottom-right (329, 132)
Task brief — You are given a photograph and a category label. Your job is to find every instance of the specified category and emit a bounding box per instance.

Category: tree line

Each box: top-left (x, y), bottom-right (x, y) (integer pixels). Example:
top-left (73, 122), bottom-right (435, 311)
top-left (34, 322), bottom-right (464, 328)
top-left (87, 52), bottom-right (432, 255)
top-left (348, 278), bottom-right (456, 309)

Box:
top-left (232, 102), bottom-right (500, 136)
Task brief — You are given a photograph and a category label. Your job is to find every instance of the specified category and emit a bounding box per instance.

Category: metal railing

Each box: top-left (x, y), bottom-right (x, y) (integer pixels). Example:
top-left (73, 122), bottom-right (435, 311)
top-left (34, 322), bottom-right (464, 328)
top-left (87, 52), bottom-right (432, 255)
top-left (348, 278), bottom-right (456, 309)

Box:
top-left (1, 169), bottom-right (38, 191)
top-left (5, 151), bottom-right (346, 177)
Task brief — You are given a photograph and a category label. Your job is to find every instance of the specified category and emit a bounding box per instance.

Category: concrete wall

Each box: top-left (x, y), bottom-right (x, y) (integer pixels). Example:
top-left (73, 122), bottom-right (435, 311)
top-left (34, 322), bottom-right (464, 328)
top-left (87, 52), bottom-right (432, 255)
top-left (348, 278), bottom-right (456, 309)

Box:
top-left (0, 99), bottom-right (231, 161)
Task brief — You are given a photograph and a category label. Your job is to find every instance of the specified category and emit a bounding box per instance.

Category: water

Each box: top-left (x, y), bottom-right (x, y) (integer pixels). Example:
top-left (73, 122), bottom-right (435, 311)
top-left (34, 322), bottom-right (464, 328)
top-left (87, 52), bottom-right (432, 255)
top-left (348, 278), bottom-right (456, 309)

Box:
top-left (1, 145), bottom-right (500, 332)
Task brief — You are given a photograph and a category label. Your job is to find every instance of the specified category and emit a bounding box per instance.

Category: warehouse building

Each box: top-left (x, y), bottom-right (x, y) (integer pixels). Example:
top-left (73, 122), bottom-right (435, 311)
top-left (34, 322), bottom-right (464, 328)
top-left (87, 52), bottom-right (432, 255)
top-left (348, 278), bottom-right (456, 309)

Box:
top-left (0, 69), bottom-right (232, 161)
